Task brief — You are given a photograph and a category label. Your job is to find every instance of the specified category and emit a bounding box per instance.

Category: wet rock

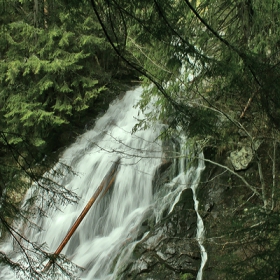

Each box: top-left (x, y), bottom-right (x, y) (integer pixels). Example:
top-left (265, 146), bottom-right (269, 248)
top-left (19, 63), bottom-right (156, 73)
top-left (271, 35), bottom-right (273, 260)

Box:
top-left (152, 160), bottom-right (173, 194)
top-left (152, 138), bottom-right (177, 194)
top-left (117, 189), bottom-right (200, 280)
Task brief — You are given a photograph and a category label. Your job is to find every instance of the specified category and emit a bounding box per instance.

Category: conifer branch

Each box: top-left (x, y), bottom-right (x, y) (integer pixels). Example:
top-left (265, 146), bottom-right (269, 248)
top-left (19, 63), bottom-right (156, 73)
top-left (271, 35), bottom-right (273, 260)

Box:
top-left (183, 0), bottom-right (263, 88)
top-left (90, 0), bottom-right (193, 119)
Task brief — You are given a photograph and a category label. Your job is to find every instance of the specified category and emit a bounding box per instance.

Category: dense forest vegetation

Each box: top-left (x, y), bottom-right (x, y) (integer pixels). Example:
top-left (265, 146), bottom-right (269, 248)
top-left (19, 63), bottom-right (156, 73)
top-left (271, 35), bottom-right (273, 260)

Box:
top-left (1, 0), bottom-right (280, 279)
top-left (90, 1), bottom-right (280, 278)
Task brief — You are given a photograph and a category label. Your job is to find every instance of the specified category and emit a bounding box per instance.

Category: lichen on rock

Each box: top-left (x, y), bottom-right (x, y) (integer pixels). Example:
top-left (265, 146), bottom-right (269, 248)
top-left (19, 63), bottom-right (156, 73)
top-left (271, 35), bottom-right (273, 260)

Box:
top-left (229, 146), bottom-right (253, 171)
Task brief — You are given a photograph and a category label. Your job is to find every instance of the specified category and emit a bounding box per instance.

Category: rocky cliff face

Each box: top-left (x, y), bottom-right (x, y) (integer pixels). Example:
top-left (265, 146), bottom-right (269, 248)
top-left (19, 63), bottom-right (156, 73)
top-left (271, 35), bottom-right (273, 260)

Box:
top-left (117, 138), bottom-right (205, 280)
top-left (117, 188), bottom-right (200, 280)
top-left (116, 142), bottom-right (261, 280)
top-left (196, 142), bottom-right (267, 280)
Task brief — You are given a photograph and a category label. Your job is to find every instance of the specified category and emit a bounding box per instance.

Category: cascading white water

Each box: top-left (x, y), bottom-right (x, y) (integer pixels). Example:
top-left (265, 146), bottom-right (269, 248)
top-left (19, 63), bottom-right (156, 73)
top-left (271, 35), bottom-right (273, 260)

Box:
top-left (172, 138), bottom-right (207, 280)
top-left (1, 86), bottom-right (207, 280)
top-left (191, 153), bottom-right (207, 280)
top-left (153, 134), bottom-right (207, 280)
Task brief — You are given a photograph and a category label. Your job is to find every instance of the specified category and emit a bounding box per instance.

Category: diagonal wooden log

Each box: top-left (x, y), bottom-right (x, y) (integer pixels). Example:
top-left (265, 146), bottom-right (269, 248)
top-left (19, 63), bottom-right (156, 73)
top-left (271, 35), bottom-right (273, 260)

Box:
top-left (240, 92), bottom-right (256, 119)
top-left (42, 158), bottom-right (120, 273)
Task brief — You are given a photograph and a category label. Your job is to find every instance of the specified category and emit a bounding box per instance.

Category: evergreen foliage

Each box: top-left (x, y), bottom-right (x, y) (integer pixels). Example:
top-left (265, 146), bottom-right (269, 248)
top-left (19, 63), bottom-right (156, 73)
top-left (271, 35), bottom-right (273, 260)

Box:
top-left (0, 0), bottom-right (132, 278)
top-left (2, 0), bottom-right (280, 278)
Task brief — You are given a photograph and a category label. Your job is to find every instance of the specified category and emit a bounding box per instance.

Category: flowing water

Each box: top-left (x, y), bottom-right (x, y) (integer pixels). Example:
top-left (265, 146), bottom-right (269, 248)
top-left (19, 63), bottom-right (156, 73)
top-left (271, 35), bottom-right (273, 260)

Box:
top-left (0, 87), bottom-right (207, 280)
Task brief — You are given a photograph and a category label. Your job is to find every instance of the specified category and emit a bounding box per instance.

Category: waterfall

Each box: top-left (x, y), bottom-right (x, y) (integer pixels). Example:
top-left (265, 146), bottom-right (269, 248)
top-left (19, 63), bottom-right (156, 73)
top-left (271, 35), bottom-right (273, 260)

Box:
top-left (173, 137), bottom-right (207, 280)
top-left (0, 87), bottom-right (207, 280)
top-left (192, 153), bottom-right (207, 280)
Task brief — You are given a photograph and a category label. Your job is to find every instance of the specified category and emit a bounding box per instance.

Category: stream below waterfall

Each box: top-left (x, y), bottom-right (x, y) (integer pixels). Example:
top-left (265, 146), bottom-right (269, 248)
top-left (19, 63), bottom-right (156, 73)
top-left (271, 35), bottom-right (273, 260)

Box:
top-left (0, 87), bottom-right (206, 280)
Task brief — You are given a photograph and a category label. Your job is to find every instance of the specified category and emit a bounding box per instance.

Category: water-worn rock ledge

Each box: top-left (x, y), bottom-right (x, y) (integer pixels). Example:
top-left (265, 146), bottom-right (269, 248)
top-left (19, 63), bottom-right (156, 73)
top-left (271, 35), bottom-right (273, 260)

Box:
top-left (117, 188), bottom-right (200, 280)
top-left (117, 137), bottom-right (206, 280)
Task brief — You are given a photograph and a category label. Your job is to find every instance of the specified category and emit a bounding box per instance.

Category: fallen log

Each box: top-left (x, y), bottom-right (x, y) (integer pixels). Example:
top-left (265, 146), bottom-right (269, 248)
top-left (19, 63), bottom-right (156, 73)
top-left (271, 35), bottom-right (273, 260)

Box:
top-left (42, 158), bottom-right (120, 272)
